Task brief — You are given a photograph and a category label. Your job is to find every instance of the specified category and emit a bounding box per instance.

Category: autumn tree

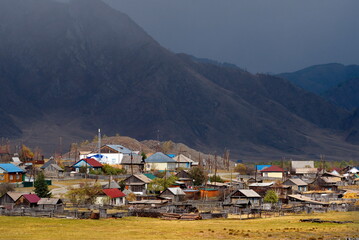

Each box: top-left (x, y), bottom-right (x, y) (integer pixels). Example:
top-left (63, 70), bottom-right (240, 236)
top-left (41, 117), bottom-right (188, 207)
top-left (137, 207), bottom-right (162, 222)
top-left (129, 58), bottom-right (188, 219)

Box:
top-left (264, 190), bottom-right (278, 204)
top-left (20, 144), bottom-right (34, 162)
top-left (189, 167), bottom-right (207, 186)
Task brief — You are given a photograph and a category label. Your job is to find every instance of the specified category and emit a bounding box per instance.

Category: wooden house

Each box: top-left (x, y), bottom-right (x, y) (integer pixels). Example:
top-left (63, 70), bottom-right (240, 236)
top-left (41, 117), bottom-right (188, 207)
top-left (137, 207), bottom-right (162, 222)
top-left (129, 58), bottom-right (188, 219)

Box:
top-left (260, 165), bottom-right (284, 179)
top-left (199, 188), bottom-right (219, 199)
top-left (0, 163), bottom-right (25, 183)
top-left (0, 192), bottom-right (23, 209)
top-left (159, 187), bottom-right (186, 202)
top-left (175, 170), bottom-right (193, 187)
top-left (15, 194), bottom-right (40, 208)
top-left (144, 152), bottom-right (177, 171)
top-left (283, 178), bottom-right (308, 193)
top-left (248, 182), bottom-right (274, 197)
top-left (120, 154), bottom-right (144, 173)
top-left (123, 174), bottom-right (152, 195)
top-left (96, 188), bottom-right (126, 206)
top-left (72, 158), bottom-right (103, 173)
top-left (40, 159), bottom-right (64, 177)
top-left (227, 189), bottom-right (261, 207)
top-left (172, 154), bottom-right (195, 169)
top-left (37, 198), bottom-right (64, 211)
top-left (310, 176), bottom-right (340, 191)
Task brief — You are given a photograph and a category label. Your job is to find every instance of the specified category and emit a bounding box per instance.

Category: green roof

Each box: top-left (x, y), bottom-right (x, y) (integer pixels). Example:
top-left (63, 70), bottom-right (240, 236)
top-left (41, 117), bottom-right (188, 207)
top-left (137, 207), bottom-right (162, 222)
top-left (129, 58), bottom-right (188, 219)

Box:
top-left (143, 173), bottom-right (157, 180)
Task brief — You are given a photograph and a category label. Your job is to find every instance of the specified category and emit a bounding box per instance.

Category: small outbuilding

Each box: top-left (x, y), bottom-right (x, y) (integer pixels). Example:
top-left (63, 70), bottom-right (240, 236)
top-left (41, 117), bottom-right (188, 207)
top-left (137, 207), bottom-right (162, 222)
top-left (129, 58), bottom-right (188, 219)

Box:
top-left (159, 187), bottom-right (186, 202)
top-left (38, 198), bottom-right (64, 211)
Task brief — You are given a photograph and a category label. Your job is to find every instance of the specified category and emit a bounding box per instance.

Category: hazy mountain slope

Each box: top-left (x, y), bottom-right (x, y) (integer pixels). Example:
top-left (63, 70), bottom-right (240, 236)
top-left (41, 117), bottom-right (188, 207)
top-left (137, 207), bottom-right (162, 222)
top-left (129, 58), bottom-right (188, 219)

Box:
top-left (278, 63), bottom-right (359, 95)
top-left (0, 0), bottom-right (358, 160)
top-left (324, 78), bottom-right (359, 110)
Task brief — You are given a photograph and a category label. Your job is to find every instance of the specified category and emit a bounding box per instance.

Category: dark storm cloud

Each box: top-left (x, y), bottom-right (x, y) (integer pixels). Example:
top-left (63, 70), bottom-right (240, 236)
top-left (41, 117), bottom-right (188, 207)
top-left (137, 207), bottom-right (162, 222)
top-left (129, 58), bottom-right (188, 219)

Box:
top-left (103, 0), bottom-right (359, 73)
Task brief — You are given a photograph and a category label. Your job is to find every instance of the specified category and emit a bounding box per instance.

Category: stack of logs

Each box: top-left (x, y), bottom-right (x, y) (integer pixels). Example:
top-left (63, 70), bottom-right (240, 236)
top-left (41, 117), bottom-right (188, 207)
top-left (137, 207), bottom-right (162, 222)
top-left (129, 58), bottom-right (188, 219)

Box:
top-left (161, 213), bottom-right (202, 221)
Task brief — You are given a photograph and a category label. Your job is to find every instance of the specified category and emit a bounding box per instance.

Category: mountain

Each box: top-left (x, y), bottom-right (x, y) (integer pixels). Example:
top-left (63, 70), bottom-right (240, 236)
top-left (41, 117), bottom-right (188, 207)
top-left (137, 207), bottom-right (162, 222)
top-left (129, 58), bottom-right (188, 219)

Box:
top-left (278, 63), bottom-right (359, 95)
top-left (324, 78), bottom-right (359, 110)
top-left (1, 0), bottom-right (359, 160)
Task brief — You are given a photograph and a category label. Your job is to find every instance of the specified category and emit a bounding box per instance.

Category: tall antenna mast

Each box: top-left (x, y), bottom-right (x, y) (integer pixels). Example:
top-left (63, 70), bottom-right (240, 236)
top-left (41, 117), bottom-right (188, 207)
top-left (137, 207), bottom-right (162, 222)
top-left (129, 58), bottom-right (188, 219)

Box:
top-left (98, 129), bottom-right (101, 154)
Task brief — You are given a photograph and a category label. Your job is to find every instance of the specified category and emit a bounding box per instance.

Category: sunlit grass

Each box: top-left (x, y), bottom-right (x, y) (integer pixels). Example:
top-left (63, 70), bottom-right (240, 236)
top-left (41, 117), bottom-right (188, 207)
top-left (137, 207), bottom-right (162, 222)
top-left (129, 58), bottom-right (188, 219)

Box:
top-left (0, 211), bottom-right (357, 240)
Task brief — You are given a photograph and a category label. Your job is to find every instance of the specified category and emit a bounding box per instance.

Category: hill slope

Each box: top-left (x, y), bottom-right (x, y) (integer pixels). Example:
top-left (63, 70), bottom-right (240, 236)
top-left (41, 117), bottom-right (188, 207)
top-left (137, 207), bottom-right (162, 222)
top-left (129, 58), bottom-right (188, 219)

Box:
top-left (0, 0), bottom-right (358, 160)
top-left (278, 63), bottom-right (359, 95)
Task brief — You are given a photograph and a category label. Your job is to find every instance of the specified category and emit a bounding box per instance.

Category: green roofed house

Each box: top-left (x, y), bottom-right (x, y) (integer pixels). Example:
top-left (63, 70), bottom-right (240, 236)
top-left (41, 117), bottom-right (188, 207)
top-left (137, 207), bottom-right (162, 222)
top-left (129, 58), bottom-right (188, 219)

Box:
top-left (144, 152), bottom-right (177, 171)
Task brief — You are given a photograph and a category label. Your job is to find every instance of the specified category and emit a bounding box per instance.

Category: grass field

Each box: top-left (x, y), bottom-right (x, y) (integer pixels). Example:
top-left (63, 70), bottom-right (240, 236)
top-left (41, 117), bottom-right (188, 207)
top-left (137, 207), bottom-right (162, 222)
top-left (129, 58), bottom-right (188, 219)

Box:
top-left (0, 212), bottom-right (358, 240)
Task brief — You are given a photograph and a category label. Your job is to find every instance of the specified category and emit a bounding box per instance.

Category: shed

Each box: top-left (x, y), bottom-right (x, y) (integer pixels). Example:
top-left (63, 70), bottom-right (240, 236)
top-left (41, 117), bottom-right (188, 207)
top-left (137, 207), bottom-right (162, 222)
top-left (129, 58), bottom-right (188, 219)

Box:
top-left (227, 189), bottom-right (261, 206)
top-left (15, 194), bottom-right (40, 208)
top-left (38, 198), bottom-right (63, 211)
top-left (159, 187), bottom-right (186, 202)
top-left (0, 192), bottom-right (24, 208)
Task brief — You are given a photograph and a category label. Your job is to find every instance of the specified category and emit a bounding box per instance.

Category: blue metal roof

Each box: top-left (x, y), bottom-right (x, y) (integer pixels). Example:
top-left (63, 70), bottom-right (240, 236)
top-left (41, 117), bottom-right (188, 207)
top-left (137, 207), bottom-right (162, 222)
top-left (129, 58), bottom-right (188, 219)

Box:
top-left (256, 165), bottom-right (271, 171)
top-left (105, 145), bottom-right (133, 154)
top-left (145, 152), bottom-right (177, 163)
top-left (166, 154), bottom-right (176, 158)
top-left (0, 163), bottom-right (24, 173)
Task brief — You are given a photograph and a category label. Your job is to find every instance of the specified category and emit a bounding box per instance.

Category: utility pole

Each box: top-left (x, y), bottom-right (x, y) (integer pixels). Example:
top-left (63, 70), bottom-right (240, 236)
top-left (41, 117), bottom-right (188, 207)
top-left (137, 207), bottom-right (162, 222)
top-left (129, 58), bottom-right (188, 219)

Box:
top-left (214, 154), bottom-right (217, 185)
top-left (98, 129), bottom-right (101, 154)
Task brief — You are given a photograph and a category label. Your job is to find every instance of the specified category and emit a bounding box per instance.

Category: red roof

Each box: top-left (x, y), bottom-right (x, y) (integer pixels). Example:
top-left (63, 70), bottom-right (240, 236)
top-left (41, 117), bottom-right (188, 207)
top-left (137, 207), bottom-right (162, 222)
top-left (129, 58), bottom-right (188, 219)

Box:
top-left (73, 158), bottom-right (103, 167)
top-left (260, 165), bottom-right (284, 172)
top-left (102, 188), bottom-right (125, 198)
top-left (23, 194), bottom-right (41, 203)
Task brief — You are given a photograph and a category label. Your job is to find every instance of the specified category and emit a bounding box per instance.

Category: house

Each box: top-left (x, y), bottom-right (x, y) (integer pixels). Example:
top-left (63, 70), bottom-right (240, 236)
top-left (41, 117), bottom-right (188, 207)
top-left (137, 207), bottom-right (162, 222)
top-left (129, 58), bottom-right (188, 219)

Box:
top-left (248, 182), bottom-right (274, 197)
top-left (227, 189), bottom-right (262, 207)
top-left (40, 159), bottom-right (64, 177)
top-left (256, 165), bottom-right (271, 172)
top-left (172, 154), bottom-right (195, 169)
top-left (159, 187), bottom-right (186, 202)
top-left (144, 152), bottom-right (177, 171)
top-left (288, 194), bottom-right (329, 207)
top-left (96, 188), bottom-right (126, 206)
top-left (0, 163), bottom-right (25, 183)
top-left (15, 194), bottom-right (40, 208)
top-left (0, 192), bottom-right (24, 208)
top-left (120, 154), bottom-right (144, 173)
top-left (283, 178), bottom-right (308, 193)
top-left (81, 144), bottom-right (136, 165)
top-left (294, 168), bottom-right (318, 178)
top-left (291, 161), bottom-right (314, 173)
top-left (123, 174), bottom-right (152, 195)
top-left (72, 158), bottom-right (103, 173)
top-left (310, 175), bottom-right (341, 191)
top-left (175, 170), bottom-right (193, 187)
top-left (260, 165), bottom-right (284, 179)
top-left (37, 198), bottom-right (64, 211)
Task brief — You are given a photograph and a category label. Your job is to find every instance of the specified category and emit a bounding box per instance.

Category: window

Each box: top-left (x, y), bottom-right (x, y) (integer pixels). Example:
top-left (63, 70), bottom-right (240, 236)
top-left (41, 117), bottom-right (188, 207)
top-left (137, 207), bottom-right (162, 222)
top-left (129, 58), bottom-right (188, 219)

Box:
top-left (0, 174), bottom-right (4, 181)
top-left (10, 175), bottom-right (13, 180)
top-left (16, 175), bottom-right (20, 180)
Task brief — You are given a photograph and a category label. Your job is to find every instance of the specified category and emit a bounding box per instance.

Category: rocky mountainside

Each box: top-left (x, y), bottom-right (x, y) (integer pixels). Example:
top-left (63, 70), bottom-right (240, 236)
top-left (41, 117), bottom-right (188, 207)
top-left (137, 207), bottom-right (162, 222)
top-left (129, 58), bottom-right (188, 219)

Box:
top-left (1, 0), bottom-right (359, 160)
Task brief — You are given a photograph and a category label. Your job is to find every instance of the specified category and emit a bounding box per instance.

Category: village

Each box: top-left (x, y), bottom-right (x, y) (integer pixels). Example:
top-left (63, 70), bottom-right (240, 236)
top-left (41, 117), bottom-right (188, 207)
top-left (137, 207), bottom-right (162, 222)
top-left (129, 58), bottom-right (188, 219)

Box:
top-left (0, 142), bottom-right (358, 222)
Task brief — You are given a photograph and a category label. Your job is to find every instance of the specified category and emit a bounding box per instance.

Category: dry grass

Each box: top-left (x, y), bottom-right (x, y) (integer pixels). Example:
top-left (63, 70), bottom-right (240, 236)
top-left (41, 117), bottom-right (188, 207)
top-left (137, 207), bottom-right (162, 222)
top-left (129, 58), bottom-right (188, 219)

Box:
top-left (0, 211), bottom-right (357, 240)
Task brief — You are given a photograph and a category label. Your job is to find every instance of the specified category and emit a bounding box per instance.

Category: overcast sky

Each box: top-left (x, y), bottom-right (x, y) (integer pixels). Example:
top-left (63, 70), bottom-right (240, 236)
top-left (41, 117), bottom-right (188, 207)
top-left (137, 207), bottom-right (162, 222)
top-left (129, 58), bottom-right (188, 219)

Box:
top-left (101, 0), bottom-right (359, 73)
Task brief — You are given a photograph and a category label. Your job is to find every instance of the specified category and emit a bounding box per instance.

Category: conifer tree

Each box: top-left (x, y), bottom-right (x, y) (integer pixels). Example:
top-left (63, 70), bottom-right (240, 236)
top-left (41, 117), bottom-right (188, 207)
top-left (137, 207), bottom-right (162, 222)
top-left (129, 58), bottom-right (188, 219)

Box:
top-left (34, 172), bottom-right (51, 198)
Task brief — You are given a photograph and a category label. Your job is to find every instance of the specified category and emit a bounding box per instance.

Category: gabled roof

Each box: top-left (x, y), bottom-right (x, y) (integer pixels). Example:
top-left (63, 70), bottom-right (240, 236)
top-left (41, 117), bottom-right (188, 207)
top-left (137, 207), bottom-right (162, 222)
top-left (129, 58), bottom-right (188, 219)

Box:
top-left (173, 154), bottom-right (195, 163)
top-left (103, 181), bottom-right (121, 189)
top-left (41, 159), bottom-right (56, 169)
top-left (73, 158), bottom-right (103, 168)
top-left (22, 194), bottom-right (40, 203)
top-left (163, 187), bottom-right (185, 196)
top-left (103, 145), bottom-right (133, 154)
top-left (295, 168), bottom-right (318, 174)
top-left (0, 163), bottom-right (25, 173)
top-left (102, 188), bottom-right (126, 198)
top-left (145, 152), bottom-right (176, 163)
top-left (6, 192), bottom-right (24, 202)
top-left (121, 154), bottom-right (143, 165)
top-left (38, 198), bottom-right (62, 205)
top-left (127, 174), bottom-right (152, 184)
top-left (260, 165), bottom-right (284, 172)
top-left (238, 189), bottom-right (261, 198)
top-left (249, 182), bottom-right (274, 187)
top-left (256, 165), bottom-right (271, 171)
top-left (285, 178), bottom-right (308, 186)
